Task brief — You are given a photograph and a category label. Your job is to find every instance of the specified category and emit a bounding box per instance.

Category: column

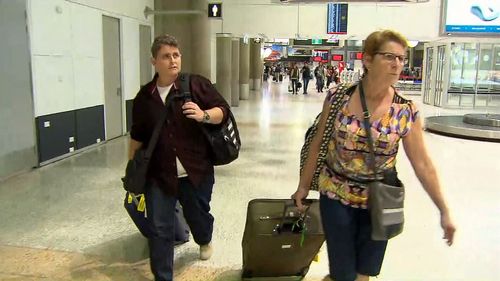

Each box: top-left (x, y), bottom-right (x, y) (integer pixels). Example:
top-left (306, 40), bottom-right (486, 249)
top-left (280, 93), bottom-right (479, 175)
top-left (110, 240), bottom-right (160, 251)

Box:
top-left (249, 38), bottom-right (262, 90)
top-left (231, 37), bottom-right (240, 106)
top-left (153, 0), bottom-right (211, 78)
top-left (191, 0), bottom-right (211, 78)
top-left (239, 38), bottom-right (250, 100)
top-left (216, 33), bottom-right (232, 103)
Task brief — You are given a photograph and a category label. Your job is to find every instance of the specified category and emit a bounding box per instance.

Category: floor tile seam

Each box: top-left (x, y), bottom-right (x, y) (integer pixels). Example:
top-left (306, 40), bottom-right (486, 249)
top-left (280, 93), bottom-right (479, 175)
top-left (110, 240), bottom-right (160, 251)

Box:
top-left (0, 270), bottom-right (49, 279)
top-left (0, 243), bottom-right (80, 255)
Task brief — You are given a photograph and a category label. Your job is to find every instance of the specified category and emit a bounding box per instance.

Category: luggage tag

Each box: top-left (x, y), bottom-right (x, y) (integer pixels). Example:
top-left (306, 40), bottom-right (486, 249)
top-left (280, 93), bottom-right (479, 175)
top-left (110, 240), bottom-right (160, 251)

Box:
top-left (313, 254), bottom-right (320, 262)
top-left (299, 220), bottom-right (308, 247)
top-left (291, 206), bottom-right (310, 247)
top-left (137, 194), bottom-right (146, 212)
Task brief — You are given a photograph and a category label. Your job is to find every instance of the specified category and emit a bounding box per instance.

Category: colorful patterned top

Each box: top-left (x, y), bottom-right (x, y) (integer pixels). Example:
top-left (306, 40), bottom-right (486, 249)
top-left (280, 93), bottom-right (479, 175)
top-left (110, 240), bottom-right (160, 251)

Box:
top-left (318, 87), bottom-right (419, 209)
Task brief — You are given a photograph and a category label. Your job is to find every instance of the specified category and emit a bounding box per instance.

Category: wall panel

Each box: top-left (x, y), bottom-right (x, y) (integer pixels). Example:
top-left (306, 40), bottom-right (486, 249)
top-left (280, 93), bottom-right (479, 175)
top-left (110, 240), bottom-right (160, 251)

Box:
top-left (72, 57), bottom-right (104, 109)
top-left (29, 0), bottom-right (72, 56)
top-left (27, 0), bottom-right (153, 164)
top-left (70, 4), bottom-right (101, 58)
top-left (122, 18), bottom-right (141, 101)
top-left (32, 55), bottom-right (75, 117)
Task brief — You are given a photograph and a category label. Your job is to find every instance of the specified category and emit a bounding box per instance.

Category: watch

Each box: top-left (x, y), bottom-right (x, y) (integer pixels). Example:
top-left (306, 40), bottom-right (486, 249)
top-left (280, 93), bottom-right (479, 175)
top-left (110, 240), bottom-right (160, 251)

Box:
top-left (202, 110), bottom-right (211, 123)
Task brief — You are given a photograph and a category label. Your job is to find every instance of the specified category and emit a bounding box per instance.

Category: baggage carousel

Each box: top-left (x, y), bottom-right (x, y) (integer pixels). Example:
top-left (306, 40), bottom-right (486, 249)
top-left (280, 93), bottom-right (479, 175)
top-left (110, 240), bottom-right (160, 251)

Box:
top-left (425, 114), bottom-right (500, 142)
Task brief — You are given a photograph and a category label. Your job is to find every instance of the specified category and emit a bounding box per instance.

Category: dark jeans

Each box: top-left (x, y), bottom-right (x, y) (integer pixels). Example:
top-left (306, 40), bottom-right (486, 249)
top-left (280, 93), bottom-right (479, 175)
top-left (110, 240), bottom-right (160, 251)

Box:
top-left (320, 194), bottom-right (387, 281)
top-left (291, 78), bottom-right (298, 94)
top-left (316, 77), bottom-right (324, 92)
top-left (145, 175), bottom-right (214, 281)
top-left (303, 78), bottom-right (310, 94)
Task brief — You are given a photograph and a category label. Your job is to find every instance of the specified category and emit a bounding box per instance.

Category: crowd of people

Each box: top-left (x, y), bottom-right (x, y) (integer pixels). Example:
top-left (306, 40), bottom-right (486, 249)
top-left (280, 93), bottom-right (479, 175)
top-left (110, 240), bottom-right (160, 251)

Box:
top-left (264, 62), bottom-right (342, 94)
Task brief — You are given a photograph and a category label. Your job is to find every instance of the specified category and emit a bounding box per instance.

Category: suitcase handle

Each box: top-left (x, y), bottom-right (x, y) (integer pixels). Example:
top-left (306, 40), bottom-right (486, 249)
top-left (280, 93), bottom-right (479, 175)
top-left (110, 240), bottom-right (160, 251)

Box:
top-left (275, 200), bottom-right (312, 234)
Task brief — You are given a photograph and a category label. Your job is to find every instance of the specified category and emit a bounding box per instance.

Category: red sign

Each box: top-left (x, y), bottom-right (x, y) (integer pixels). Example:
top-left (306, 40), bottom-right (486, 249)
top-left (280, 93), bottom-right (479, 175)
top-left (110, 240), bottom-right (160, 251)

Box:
top-left (338, 61), bottom-right (345, 73)
top-left (356, 52), bottom-right (363, 60)
top-left (332, 54), bottom-right (343, 61)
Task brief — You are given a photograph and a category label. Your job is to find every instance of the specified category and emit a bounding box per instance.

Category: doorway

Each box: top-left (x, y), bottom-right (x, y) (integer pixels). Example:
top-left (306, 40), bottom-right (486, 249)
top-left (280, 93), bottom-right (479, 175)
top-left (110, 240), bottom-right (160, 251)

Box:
top-left (423, 46), bottom-right (434, 105)
top-left (102, 15), bottom-right (123, 140)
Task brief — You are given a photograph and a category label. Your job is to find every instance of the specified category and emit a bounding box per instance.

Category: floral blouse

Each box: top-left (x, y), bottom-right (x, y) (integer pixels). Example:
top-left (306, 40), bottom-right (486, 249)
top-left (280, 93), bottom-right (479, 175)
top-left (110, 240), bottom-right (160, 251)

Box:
top-left (318, 88), bottom-right (419, 209)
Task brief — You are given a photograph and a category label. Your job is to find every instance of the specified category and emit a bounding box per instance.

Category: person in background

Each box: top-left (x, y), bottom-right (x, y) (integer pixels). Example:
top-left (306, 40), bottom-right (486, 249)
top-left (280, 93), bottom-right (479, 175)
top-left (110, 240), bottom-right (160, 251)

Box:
top-left (129, 34), bottom-right (230, 281)
top-left (292, 29), bottom-right (456, 281)
top-left (301, 63), bottom-right (312, 94)
top-left (333, 66), bottom-right (340, 84)
top-left (290, 63), bottom-right (300, 95)
top-left (326, 65), bottom-right (334, 88)
top-left (315, 63), bottom-right (326, 93)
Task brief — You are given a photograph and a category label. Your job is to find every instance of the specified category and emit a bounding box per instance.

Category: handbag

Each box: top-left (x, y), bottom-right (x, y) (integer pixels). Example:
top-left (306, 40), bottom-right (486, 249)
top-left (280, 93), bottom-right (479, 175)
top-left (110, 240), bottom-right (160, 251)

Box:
top-left (299, 83), bottom-right (355, 191)
top-left (121, 101), bottom-right (169, 194)
top-left (359, 80), bottom-right (405, 241)
top-left (179, 74), bottom-right (241, 166)
top-left (124, 192), bottom-right (190, 245)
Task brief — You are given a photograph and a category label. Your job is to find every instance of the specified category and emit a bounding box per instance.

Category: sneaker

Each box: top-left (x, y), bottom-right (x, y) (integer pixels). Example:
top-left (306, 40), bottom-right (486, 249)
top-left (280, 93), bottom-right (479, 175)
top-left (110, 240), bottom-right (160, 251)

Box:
top-left (199, 243), bottom-right (213, 260)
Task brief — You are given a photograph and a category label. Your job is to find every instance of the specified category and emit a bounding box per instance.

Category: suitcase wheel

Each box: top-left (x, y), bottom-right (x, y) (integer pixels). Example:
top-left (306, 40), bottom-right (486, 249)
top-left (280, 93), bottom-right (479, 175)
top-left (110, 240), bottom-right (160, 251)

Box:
top-left (300, 266), bottom-right (309, 277)
top-left (242, 269), bottom-right (252, 278)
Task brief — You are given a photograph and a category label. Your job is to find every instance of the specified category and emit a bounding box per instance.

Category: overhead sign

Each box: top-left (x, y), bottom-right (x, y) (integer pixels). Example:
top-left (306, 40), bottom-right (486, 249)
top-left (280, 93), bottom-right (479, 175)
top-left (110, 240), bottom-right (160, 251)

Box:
top-left (327, 3), bottom-right (348, 34)
top-left (443, 0), bottom-right (500, 35)
top-left (208, 3), bottom-right (222, 18)
top-left (293, 39), bottom-right (339, 47)
top-left (311, 38), bottom-right (322, 45)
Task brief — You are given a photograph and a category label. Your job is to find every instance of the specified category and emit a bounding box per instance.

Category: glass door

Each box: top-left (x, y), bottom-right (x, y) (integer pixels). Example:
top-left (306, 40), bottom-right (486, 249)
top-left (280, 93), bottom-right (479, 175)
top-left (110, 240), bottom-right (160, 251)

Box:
top-left (476, 44), bottom-right (495, 108)
top-left (423, 47), bottom-right (433, 105)
top-left (433, 45), bottom-right (446, 106)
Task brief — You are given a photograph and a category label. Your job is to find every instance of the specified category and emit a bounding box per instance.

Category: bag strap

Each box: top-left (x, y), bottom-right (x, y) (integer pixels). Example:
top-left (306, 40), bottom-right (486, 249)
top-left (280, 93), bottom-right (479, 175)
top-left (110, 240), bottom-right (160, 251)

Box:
top-left (144, 80), bottom-right (172, 159)
top-left (299, 83), bottom-right (356, 190)
top-left (178, 73), bottom-right (192, 102)
top-left (358, 80), bottom-right (378, 175)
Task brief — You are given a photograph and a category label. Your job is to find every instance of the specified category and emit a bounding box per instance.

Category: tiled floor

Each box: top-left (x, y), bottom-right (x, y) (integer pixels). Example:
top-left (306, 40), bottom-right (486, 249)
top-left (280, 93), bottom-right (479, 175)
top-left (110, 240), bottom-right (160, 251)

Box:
top-left (1, 80), bottom-right (499, 281)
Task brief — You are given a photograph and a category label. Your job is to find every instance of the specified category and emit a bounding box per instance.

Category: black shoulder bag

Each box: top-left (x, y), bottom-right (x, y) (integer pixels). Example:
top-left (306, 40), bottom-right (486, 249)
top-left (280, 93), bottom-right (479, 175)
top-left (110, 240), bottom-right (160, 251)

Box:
top-left (122, 100), bottom-right (170, 194)
top-left (179, 74), bottom-right (241, 166)
top-left (359, 80), bottom-right (405, 241)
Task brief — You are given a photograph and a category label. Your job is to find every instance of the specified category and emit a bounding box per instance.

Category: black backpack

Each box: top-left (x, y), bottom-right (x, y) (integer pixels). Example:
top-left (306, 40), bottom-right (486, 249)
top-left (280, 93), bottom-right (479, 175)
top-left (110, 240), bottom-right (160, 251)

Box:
top-left (179, 74), bottom-right (241, 166)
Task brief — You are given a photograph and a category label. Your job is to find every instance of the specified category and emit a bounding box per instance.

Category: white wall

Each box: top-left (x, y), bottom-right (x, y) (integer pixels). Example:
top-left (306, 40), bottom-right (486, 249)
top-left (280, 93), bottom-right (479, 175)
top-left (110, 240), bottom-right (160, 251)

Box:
top-left (121, 18), bottom-right (142, 101)
top-left (211, 0), bottom-right (442, 41)
top-left (28, 0), bottom-right (153, 117)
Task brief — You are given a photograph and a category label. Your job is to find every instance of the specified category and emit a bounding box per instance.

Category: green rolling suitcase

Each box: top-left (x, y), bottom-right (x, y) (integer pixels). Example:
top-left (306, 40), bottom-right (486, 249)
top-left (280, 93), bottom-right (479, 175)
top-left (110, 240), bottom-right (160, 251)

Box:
top-left (241, 199), bottom-right (325, 280)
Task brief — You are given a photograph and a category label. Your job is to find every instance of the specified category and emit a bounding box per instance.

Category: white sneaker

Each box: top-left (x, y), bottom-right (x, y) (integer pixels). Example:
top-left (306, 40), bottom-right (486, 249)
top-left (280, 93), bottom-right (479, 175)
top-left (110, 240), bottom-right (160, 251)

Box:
top-left (199, 243), bottom-right (213, 260)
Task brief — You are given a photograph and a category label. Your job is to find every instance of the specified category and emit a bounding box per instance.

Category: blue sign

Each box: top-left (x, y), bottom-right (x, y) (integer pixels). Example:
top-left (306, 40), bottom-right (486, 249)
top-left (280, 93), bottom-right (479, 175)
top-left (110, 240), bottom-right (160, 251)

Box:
top-left (327, 3), bottom-right (348, 34)
top-left (445, 25), bottom-right (500, 33)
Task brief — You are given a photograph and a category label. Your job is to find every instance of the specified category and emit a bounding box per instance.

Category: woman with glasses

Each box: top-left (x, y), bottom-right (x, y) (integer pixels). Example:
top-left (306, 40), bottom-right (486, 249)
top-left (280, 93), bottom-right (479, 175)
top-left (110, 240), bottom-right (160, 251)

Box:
top-left (292, 30), bottom-right (456, 281)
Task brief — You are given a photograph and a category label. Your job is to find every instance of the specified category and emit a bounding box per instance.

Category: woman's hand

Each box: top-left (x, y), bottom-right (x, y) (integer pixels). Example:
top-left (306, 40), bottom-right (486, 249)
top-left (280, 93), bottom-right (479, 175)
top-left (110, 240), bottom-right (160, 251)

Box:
top-left (291, 186), bottom-right (310, 212)
top-left (182, 102), bottom-right (203, 122)
top-left (440, 211), bottom-right (456, 246)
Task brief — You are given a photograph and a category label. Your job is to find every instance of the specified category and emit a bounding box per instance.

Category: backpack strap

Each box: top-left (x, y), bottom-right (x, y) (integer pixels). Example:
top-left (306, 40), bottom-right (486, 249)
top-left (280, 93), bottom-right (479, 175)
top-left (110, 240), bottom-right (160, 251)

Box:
top-left (178, 73), bottom-right (192, 102)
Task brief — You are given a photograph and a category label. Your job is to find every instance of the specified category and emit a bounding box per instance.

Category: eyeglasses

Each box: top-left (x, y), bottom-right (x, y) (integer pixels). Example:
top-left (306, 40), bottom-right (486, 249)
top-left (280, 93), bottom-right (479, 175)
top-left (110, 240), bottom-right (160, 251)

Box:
top-left (375, 52), bottom-right (406, 64)
top-left (162, 52), bottom-right (182, 60)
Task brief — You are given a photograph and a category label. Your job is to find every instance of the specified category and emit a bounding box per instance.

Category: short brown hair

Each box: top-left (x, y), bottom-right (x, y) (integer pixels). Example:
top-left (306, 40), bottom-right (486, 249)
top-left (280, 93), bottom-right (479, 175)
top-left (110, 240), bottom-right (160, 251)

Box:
top-left (151, 34), bottom-right (179, 58)
top-left (363, 30), bottom-right (408, 74)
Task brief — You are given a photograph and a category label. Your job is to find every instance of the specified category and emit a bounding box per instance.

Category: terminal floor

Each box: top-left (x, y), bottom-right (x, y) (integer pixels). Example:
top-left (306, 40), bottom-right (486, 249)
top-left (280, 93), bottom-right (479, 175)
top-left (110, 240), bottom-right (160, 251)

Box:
top-left (1, 80), bottom-right (499, 281)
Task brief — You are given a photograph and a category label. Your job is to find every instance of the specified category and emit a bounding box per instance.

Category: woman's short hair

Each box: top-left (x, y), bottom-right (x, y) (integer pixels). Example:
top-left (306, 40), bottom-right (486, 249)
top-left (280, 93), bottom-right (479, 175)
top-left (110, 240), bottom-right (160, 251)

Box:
top-left (151, 34), bottom-right (179, 58)
top-left (363, 30), bottom-right (408, 74)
